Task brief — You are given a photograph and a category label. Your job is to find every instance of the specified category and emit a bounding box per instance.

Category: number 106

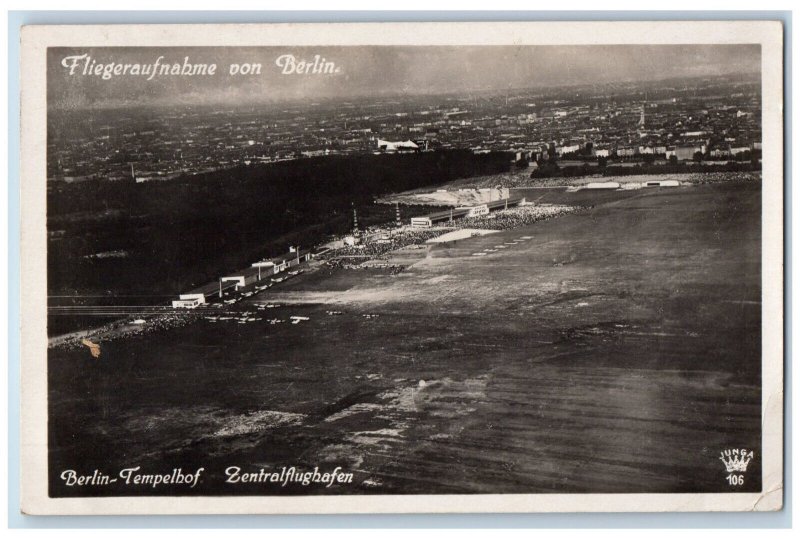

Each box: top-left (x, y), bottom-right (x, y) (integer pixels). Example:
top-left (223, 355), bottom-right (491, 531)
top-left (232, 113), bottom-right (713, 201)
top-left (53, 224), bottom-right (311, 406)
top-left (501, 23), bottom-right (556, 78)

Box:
top-left (726, 474), bottom-right (744, 486)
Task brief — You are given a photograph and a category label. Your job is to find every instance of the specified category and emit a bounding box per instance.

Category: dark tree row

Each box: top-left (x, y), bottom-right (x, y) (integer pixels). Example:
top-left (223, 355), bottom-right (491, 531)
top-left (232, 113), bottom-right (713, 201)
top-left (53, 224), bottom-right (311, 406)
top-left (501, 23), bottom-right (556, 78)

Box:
top-left (47, 150), bottom-right (512, 297)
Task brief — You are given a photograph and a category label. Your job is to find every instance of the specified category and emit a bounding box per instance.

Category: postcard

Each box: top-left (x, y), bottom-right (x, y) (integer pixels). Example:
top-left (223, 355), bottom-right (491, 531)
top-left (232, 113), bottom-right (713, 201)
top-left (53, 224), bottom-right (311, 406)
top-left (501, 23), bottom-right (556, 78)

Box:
top-left (19, 20), bottom-right (784, 514)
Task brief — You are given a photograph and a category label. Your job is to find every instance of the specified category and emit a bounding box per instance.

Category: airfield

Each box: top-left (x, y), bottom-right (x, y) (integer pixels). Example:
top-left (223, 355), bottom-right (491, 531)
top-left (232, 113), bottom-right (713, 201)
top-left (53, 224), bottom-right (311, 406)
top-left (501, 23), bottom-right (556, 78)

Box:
top-left (48, 180), bottom-right (762, 496)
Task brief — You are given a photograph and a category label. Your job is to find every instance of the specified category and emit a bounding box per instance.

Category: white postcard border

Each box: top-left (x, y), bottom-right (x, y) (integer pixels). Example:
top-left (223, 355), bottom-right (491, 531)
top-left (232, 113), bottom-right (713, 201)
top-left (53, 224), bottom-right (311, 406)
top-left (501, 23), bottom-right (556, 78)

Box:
top-left (19, 20), bottom-right (784, 515)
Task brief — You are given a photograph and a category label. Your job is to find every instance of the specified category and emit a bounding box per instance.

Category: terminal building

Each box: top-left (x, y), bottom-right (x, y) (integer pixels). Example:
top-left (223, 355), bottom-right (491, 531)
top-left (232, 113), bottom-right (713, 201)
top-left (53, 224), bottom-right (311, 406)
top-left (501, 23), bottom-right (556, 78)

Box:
top-left (171, 293), bottom-right (206, 309)
top-left (410, 208), bottom-right (470, 228)
top-left (218, 248), bottom-right (312, 295)
top-left (410, 196), bottom-right (525, 228)
top-left (173, 247), bottom-right (313, 306)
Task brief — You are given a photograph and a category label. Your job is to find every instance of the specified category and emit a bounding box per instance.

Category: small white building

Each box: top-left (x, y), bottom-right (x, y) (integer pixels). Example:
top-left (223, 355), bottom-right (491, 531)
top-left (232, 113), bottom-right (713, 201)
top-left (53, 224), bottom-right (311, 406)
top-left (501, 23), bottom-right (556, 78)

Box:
top-left (556, 144), bottom-right (581, 156)
top-left (377, 139), bottom-right (419, 152)
top-left (586, 182), bottom-right (620, 190)
top-left (172, 293), bottom-right (206, 309)
top-left (410, 217), bottom-right (433, 228)
top-left (251, 261), bottom-right (276, 280)
top-left (643, 179), bottom-right (680, 187)
top-left (675, 146), bottom-right (702, 160)
top-left (343, 235), bottom-right (360, 246)
top-left (458, 204), bottom-right (490, 217)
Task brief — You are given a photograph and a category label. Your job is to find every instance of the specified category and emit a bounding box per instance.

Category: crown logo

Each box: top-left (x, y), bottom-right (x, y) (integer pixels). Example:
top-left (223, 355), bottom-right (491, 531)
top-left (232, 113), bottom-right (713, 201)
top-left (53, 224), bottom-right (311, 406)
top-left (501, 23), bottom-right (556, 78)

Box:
top-left (719, 449), bottom-right (753, 473)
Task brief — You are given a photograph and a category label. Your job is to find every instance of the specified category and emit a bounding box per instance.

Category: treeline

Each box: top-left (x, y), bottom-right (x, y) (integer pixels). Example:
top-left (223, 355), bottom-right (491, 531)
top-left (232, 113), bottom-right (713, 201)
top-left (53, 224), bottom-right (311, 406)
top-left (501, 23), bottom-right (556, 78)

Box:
top-left (531, 161), bottom-right (761, 179)
top-left (47, 150), bottom-right (512, 297)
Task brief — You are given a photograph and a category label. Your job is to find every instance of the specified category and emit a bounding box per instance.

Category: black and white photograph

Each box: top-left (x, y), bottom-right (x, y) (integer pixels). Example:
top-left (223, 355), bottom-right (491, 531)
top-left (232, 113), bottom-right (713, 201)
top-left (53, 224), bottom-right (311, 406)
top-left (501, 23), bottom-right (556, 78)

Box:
top-left (19, 21), bottom-right (784, 514)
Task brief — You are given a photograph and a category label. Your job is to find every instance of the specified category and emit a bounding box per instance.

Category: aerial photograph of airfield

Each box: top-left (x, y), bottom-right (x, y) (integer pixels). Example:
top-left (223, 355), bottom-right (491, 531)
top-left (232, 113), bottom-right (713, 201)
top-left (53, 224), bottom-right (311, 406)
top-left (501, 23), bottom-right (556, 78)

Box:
top-left (46, 45), bottom-right (762, 496)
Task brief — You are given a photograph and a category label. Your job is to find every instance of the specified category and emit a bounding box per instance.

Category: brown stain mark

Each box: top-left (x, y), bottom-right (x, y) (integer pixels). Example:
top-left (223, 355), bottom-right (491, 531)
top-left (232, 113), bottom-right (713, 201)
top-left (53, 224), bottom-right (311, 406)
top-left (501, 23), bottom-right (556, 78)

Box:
top-left (80, 338), bottom-right (101, 359)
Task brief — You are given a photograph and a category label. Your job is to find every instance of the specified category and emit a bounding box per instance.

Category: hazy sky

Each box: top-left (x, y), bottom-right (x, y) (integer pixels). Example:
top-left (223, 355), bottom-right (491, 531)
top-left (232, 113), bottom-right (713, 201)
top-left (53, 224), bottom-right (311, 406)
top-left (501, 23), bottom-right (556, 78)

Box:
top-left (48, 45), bottom-right (761, 109)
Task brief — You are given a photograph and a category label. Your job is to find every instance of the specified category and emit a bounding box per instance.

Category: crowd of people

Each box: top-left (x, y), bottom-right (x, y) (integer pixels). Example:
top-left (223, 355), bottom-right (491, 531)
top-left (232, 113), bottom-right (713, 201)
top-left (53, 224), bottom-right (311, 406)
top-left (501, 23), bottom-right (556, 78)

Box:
top-left (441, 204), bottom-right (580, 231)
top-left (320, 229), bottom-right (445, 269)
top-left (685, 171), bottom-right (762, 184)
top-left (53, 204), bottom-right (586, 348)
top-left (54, 310), bottom-right (204, 351)
top-left (319, 205), bottom-right (581, 270)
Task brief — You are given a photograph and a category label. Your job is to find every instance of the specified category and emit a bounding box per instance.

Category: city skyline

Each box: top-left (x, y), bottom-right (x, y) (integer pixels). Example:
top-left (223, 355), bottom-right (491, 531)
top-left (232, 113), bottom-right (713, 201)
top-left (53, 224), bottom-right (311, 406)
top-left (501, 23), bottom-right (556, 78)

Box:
top-left (48, 44), bottom-right (761, 109)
